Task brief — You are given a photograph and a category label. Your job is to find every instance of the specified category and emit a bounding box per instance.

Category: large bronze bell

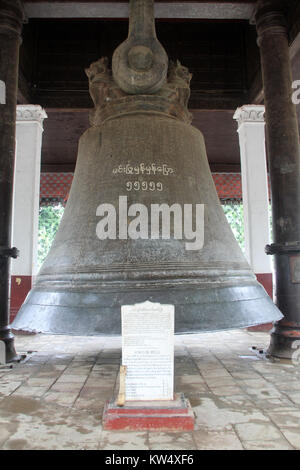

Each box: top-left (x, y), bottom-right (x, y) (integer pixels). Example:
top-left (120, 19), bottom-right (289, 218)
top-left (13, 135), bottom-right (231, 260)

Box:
top-left (12, 0), bottom-right (282, 335)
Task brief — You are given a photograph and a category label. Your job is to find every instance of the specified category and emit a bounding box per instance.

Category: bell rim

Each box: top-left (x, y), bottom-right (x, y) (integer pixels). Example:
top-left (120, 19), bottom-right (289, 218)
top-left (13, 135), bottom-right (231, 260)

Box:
top-left (12, 282), bottom-right (283, 336)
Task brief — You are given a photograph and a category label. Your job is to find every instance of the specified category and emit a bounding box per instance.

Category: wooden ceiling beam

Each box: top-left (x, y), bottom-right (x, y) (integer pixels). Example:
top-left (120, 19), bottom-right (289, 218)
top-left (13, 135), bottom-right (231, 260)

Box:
top-left (23, 2), bottom-right (255, 20)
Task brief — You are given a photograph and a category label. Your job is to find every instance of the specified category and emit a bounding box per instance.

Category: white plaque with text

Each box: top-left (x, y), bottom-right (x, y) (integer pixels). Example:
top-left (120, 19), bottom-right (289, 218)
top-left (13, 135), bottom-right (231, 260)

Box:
top-left (121, 301), bottom-right (174, 401)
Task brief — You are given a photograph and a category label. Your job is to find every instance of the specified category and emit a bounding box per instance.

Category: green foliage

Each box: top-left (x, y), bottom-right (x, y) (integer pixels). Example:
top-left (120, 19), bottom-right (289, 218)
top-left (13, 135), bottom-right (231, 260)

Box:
top-left (38, 204), bottom-right (64, 267)
top-left (222, 202), bottom-right (273, 254)
top-left (222, 203), bottom-right (245, 252)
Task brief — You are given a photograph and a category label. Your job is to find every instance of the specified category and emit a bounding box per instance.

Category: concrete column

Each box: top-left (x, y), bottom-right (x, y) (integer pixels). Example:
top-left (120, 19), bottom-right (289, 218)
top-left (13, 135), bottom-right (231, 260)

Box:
top-left (0, 0), bottom-right (24, 362)
top-left (233, 105), bottom-right (272, 298)
top-left (10, 105), bottom-right (47, 322)
top-left (256, 0), bottom-right (300, 358)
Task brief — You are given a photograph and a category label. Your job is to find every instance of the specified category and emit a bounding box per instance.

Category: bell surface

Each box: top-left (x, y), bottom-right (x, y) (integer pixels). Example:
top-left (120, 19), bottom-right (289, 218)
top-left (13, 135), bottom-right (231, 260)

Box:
top-left (12, 57), bottom-right (282, 335)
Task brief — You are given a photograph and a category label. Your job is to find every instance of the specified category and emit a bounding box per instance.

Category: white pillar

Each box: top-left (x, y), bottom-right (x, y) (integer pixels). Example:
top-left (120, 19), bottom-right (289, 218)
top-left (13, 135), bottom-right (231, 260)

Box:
top-left (12, 105), bottom-right (47, 282)
top-left (233, 105), bottom-right (271, 277)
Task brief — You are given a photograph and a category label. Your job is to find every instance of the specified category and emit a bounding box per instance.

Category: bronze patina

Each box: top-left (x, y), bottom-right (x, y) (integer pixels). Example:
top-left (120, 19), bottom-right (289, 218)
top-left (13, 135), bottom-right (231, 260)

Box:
top-left (13, 0), bottom-right (283, 335)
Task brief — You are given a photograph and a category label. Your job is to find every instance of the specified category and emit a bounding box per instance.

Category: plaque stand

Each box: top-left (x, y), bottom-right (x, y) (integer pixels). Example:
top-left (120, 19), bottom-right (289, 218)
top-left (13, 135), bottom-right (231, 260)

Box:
top-left (102, 301), bottom-right (195, 431)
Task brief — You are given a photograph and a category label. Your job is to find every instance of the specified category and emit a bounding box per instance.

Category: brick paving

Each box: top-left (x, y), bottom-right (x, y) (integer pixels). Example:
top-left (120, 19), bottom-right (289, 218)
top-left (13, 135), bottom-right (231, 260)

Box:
top-left (0, 329), bottom-right (299, 450)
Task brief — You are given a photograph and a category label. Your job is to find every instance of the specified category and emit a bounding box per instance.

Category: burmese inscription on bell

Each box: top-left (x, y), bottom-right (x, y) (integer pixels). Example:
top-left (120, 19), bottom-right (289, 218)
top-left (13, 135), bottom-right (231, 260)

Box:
top-left (121, 301), bottom-right (174, 401)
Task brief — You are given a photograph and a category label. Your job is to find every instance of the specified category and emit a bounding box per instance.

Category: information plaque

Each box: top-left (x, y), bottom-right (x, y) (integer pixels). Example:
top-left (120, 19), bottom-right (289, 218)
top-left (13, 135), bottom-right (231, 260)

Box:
top-left (121, 301), bottom-right (174, 401)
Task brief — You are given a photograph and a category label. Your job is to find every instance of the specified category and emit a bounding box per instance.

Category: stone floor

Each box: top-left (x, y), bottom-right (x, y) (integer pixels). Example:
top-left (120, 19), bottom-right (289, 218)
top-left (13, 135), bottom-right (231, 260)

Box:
top-left (0, 329), bottom-right (300, 450)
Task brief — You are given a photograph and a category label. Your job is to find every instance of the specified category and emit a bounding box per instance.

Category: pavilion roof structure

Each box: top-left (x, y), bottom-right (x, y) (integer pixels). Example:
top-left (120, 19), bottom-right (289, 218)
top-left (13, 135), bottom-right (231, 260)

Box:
top-left (18, 0), bottom-right (300, 173)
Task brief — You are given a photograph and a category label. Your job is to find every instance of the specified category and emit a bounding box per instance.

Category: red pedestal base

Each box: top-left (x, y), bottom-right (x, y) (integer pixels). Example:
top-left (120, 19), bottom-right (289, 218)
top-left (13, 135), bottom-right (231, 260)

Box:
top-left (103, 393), bottom-right (195, 431)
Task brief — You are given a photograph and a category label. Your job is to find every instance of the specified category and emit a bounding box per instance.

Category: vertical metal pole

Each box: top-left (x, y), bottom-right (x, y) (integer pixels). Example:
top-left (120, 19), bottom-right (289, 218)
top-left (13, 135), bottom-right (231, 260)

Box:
top-left (256, 0), bottom-right (300, 358)
top-left (0, 0), bottom-right (24, 362)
